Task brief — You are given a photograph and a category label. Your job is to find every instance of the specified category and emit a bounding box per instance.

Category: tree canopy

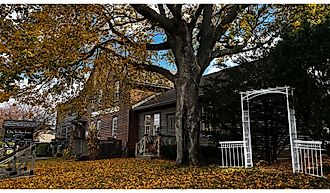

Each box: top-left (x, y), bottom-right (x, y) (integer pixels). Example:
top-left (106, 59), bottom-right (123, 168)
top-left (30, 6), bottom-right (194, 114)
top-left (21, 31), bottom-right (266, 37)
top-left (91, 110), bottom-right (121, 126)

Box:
top-left (1, 4), bottom-right (328, 165)
top-left (0, 4), bottom-right (287, 105)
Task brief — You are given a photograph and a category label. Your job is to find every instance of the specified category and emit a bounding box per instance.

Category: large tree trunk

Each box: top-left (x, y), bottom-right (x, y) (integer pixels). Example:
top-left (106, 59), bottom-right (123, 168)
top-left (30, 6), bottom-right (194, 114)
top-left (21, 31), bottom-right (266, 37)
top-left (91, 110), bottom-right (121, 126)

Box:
top-left (175, 75), bottom-right (202, 165)
top-left (172, 29), bottom-right (203, 165)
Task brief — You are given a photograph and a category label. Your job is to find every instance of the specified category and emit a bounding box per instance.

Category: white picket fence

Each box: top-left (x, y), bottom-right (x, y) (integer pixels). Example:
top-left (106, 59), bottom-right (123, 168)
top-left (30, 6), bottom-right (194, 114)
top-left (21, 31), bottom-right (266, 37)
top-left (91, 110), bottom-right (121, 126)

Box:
top-left (294, 140), bottom-right (323, 177)
top-left (218, 141), bottom-right (245, 168)
top-left (218, 140), bottom-right (324, 177)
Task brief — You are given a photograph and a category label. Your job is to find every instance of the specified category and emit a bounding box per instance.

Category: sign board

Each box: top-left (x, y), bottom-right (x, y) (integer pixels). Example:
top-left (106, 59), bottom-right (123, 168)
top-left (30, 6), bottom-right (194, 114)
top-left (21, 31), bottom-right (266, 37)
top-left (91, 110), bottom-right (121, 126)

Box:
top-left (3, 120), bottom-right (36, 143)
top-left (4, 128), bottom-right (33, 143)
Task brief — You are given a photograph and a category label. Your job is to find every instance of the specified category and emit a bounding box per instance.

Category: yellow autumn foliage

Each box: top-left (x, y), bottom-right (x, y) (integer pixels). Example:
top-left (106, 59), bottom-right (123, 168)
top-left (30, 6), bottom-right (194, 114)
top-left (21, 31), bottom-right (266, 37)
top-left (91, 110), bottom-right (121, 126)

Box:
top-left (0, 158), bottom-right (329, 189)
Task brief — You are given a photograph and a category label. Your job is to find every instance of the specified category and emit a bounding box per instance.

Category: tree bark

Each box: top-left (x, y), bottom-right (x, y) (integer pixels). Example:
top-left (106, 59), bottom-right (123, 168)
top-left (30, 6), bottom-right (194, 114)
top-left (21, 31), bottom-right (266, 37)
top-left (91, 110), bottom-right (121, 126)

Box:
top-left (171, 25), bottom-right (203, 165)
top-left (175, 74), bottom-right (203, 165)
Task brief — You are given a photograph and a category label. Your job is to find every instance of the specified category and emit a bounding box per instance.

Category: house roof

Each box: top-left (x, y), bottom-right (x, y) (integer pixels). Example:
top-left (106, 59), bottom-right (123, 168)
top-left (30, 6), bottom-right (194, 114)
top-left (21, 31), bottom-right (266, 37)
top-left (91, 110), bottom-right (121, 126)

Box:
top-left (133, 66), bottom-right (239, 111)
top-left (132, 89), bottom-right (176, 111)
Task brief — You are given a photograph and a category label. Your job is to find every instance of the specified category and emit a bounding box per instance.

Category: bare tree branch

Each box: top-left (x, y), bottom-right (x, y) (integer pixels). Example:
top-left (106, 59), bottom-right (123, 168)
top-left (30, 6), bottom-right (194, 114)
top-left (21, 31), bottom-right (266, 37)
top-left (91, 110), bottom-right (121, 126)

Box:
top-left (197, 5), bottom-right (213, 66)
top-left (213, 5), bottom-right (248, 44)
top-left (109, 18), bottom-right (146, 28)
top-left (210, 44), bottom-right (246, 59)
top-left (79, 39), bottom-right (115, 61)
top-left (146, 41), bottom-right (171, 50)
top-left (98, 5), bottom-right (137, 46)
top-left (167, 4), bottom-right (182, 19)
top-left (212, 4), bottom-right (231, 27)
top-left (210, 36), bottom-right (277, 59)
top-left (132, 5), bottom-right (175, 33)
top-left (158, 4), bottom-right (166, 16)
top-left (131, 62), bottom-right (175, 82)
top-left (100, 46), bottom-right (175, 82)
top-left (188, 4), bottom-right (204, 31)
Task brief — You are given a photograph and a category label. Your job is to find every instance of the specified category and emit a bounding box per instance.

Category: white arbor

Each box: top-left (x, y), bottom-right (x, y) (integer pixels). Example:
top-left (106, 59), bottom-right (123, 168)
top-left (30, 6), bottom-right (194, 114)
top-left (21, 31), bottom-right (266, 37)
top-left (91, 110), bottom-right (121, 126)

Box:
top-left (219, 86), bottom-right (323, 177)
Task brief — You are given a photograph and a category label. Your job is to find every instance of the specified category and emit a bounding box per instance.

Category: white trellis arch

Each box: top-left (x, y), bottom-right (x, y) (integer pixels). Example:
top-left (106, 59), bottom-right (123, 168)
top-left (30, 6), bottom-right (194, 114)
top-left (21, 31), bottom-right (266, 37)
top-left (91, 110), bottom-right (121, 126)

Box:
top-left (219, 86), bottom-right (323, 177)
top-left (240, 86), bottom-right (298, 171)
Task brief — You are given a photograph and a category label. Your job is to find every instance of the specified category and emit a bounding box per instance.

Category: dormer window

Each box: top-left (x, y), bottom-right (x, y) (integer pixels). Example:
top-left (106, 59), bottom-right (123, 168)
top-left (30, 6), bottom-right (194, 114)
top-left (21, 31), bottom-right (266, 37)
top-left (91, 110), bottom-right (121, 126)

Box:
top-left (112, 116), bottom-right (118, 138)
top-left (115, 81), bottom-right (120, 100)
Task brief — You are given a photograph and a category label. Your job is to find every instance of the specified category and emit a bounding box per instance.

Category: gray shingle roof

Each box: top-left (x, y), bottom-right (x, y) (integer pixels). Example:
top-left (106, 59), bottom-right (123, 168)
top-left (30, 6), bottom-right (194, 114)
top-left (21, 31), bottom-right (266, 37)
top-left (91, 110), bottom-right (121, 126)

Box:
top-left (133, 88), bottom-right (176, 111)
top-left (133, 66), bottom-right (239, 111)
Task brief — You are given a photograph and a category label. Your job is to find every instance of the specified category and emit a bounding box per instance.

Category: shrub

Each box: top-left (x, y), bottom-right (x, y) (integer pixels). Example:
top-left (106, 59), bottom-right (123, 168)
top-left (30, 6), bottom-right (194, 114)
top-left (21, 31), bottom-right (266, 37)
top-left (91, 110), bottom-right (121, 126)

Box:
top-left (75, 154), bottom-right (89, 161)
top-left (326, 143), bottom-right (330, 157)
top-left (36, 143), bottom-right (51, 157)
top-left (55, 152), bottom-right (63, 158)
top-left (200, 145), bottom-right (222, 164)
top-left (256, 160), bottom-right (269, 167)
top-left (160, 145), bottom-right (176, 160)
top-left (62, 148), bottom-right (74, 160)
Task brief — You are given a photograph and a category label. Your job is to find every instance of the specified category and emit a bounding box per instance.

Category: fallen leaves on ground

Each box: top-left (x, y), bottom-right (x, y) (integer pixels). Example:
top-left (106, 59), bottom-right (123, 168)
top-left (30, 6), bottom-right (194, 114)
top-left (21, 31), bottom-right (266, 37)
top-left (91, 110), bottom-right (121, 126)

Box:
top-left (0, 157), bottom-right (330, 189)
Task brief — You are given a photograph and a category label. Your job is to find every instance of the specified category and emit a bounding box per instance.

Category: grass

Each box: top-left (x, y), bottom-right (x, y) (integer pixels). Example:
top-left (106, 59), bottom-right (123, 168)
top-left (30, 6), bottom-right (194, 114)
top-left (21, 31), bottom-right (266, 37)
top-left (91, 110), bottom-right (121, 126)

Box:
top-left (0, 158), bottom-right (330, 189)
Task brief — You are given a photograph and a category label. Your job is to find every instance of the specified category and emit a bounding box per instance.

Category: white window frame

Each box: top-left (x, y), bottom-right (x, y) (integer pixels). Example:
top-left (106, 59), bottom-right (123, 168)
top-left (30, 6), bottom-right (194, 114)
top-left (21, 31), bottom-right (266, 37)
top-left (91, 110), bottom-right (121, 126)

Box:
top-left (144, 115), bottom-right (151, 135)
top-left (96, 120), bottom-right (101, 138)
top-left (115, 81), bottom-right (120, 100)
top-left (153, 113), bottom-right (160, 135)
top-left (112, 116), bottom-right (118, 138)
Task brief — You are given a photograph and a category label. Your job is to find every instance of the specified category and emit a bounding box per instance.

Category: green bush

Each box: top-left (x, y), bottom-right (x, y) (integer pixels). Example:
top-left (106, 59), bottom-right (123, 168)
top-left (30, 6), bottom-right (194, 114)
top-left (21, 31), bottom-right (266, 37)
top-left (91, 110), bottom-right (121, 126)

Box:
top-left (36, 143), bottom-right (51, 157)
top-left (62, 148), bottom-right (75, 160)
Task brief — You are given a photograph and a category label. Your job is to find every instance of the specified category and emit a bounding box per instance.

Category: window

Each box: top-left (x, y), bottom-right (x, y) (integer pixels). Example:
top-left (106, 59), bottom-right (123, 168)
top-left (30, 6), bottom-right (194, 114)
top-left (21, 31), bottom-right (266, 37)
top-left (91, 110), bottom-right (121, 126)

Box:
top-left (144, 115), bottom-right (151, 135)
top-left (67, 126), bottom-right (72, 138)
top-left (112, 116), bottom-right (118, 138)
top-left (115, 81), bottom-right (120, 100)
top-left (200, 107), bottom-right (210, 132)
top-left (85, 129), bottom-right (89, 138)
top-left (98, 90), bottom-right (103, 104)
top-left (77, 128), bottom-right (84, 139)
top-left (166, 114), bottom-right (175, 136)
top-left (96, 120), bottom-right (101, 138)
top-left (153, 113), bottom-right (160, 135)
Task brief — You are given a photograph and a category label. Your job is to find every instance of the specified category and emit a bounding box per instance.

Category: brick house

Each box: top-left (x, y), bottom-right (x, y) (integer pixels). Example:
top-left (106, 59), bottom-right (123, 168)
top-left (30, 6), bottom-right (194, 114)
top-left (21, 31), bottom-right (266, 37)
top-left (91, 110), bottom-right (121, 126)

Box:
top-left (56, 64), bottom-right (244, 159)
top-left (55, 64), bottom-right (173, 157)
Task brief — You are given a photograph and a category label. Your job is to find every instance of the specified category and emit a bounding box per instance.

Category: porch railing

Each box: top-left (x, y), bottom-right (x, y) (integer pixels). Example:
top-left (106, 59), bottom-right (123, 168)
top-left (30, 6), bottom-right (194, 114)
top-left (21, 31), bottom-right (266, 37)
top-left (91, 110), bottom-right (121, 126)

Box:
top-left (294, 140), bottom-right (323, 177)
top-left (218, 141), bottom-right (245, 168)
top-left (0, 143), bottom-right (36, 179)
top-left (135, 135), bottom-right (176, 157)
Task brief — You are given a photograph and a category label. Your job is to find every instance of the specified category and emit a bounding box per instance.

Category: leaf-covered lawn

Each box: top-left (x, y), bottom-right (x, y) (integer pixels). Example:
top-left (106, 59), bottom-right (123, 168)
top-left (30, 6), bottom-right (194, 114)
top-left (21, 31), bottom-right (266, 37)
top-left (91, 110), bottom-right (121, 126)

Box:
top-left (1, 158), bottom-right (330, 189)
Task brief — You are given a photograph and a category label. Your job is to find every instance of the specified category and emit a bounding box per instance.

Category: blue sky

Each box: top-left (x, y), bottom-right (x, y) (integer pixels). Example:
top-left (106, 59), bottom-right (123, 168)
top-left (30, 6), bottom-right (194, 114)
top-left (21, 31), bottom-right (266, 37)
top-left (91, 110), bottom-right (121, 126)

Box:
top-left (152, 34), bottom-right (237, 75)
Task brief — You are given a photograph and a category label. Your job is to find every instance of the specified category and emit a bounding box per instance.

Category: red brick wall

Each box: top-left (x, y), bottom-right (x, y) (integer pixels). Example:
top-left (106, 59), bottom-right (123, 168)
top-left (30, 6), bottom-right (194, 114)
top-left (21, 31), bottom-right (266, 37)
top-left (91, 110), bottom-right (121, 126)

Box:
top-left (96, 107), bottom-right (130, 145)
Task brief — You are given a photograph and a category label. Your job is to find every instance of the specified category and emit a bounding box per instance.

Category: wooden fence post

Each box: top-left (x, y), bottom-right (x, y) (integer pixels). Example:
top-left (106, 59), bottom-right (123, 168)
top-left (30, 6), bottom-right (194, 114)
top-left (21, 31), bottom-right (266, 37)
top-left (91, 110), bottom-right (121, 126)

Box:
top-left (135, 143), bottom-right (138, 156)
top-left (143, 135), bottom-right (147, 155)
